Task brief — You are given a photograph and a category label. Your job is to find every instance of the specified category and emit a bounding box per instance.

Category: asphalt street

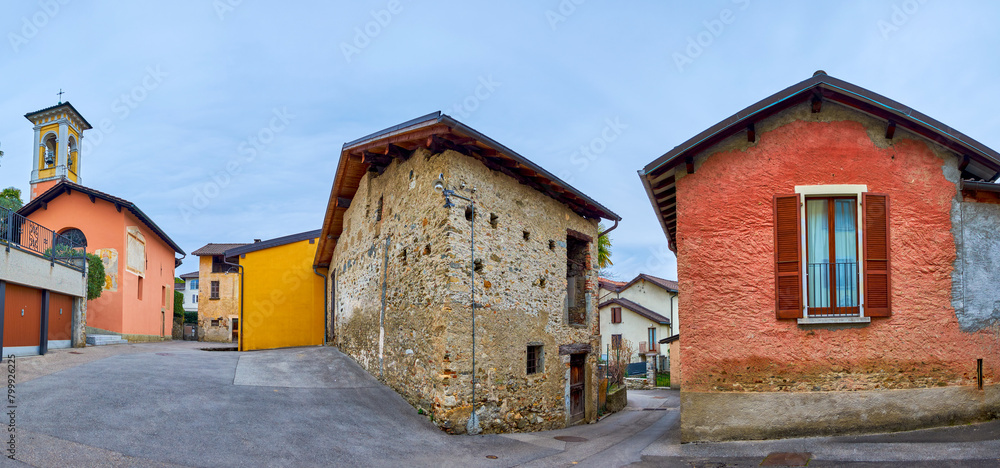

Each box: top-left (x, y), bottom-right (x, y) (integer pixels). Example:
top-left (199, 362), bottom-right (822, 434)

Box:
top-left (4, 342), bottom-right (998, 467)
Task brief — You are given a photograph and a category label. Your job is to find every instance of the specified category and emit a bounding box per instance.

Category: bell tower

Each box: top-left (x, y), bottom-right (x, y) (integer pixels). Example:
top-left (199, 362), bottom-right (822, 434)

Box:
top-left (25, 102), bottom-right (93, 201)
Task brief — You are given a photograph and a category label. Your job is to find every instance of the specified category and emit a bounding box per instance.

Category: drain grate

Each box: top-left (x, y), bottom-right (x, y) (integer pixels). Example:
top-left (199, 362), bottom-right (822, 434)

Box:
top-left (200, 347), bottom-right (238, 352)
top-left (642, 408), bottom-right (668, 411)
top-left (761, 452), bottom-right (812, 466)
top-left (156, 353), bottom-right (173, 356)
top-left (554, 436), bottom-right (588, 442)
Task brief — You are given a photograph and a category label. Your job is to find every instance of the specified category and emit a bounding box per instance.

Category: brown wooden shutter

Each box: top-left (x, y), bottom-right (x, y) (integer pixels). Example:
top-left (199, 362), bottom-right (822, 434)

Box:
top-left (863, 193), bottom-right (891, 317)
top-left (773, 194), bottom-right (803, 319)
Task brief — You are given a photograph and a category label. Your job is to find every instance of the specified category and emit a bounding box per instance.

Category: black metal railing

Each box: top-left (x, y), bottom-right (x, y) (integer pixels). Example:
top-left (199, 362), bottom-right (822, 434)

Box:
top-left (1, 206), bottom-right (86, 272)
top-left (807, 261), bottom-right (859, 316)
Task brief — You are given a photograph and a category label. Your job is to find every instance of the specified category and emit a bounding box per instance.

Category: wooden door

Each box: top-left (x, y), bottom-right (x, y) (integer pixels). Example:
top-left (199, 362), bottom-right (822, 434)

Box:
top-left (3, 283), bottom-right (42, 348)
top-left (231, 318), bottom-right (239, 343)
top-left (48, 292), bottom-right (74, 341)
top-left (569, 353), bottom-right (586, 423)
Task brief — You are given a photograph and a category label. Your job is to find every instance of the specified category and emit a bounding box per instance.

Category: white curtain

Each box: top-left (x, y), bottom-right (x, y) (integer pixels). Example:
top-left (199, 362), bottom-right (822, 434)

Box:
top-left (806, 199), bottom-right (829, 308)
top-left (834, 199), bottom-right (858, 307)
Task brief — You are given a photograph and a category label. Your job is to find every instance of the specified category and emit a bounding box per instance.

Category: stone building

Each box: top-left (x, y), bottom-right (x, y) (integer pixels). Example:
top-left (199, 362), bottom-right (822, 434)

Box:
top-left (314, 112), bottom-right (620, 434)
top-left (191, 243), bottom-right (246, 342)
top-left (640, 72), bottom-right (1000, 441)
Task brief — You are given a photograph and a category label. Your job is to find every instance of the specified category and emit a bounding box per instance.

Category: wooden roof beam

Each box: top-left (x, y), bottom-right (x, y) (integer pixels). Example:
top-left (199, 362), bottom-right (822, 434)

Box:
top-left (885, 120), bottom-right (896, 140)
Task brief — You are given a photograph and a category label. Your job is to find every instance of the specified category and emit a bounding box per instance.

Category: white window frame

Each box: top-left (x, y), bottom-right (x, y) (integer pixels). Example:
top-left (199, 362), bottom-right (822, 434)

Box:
top-left (794, 184), bottom-right (871, 325)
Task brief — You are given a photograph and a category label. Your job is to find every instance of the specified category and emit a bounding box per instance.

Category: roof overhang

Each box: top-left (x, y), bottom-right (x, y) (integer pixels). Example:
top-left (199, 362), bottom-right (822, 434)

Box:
top-left (314, 112), bottom-right (621, 267)
top-left (25, 101), bottom-right (93, 130)
top-left (639, 72), bottom-right (1000, 251)
top-left (18, 180), bottom-right (185, 255)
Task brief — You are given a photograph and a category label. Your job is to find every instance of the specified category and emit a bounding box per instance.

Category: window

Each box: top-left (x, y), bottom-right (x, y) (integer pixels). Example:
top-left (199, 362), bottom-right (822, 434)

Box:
top-left (56, 228), bottom-right (87, 250)
top-left (611, 334), bottom-right (622, 350)
top-left (211, 256), bottom-right (231, 273)
top-left (648, 328), bottom-right (657, 353)
top-left (190, 279), bottom-right (199, 290)
top-left (162, 286), bottom-right (167, 307)
top-left (137, 277), bottom-right (143, 300)
top-left (805, 197), bottom-right (859, 316)
top-left (526, 345), bottom-right (543, 375)
top-left (566, 232), bottom-right (590, 326)
top-left (774, 190), bottom-right (891, 321)
top-left (611, 306), bottom-right (622, 324)
top-left (211, 319), bottom-right (220, 327)
top-left (376, 196), bottom-right (383, 222)
top-left (210, 281), bottom-right (220, 300)
top-left (194, 294), bottom-right (199, 303)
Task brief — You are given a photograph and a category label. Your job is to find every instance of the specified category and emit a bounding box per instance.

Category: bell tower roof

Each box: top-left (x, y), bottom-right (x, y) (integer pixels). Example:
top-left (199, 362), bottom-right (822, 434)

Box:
top-left (25, 102), bottom-right (93, 130)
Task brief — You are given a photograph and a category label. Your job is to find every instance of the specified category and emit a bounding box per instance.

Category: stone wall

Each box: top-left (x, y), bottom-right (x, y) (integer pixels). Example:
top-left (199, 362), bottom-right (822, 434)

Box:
top-left (197, 256), bottom-right (239, 343)
top-left (330, 147), bottom-right (602, 434)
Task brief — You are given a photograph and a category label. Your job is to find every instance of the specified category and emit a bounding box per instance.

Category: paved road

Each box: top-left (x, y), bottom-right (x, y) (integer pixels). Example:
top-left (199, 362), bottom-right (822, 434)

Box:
top-left (5, 342), bottom-right (999, 467)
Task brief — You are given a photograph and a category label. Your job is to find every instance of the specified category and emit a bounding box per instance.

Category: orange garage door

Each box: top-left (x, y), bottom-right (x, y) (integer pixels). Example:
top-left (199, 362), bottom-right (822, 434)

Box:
top-left (3, 283), bottom-right (42, 348)
top-left (49, 292), bottom-right (74, 341)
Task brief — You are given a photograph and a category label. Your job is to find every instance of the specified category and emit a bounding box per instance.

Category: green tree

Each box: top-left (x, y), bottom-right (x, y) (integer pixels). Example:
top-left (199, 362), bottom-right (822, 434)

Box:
top-left (86, 253), bottom-right (105, 300)
top-left (597, 222), bottom-right (613, 272)
top-left (174, 290), bottom-right (184, 317)
top-left (0, 187), bottom-right (23, 211)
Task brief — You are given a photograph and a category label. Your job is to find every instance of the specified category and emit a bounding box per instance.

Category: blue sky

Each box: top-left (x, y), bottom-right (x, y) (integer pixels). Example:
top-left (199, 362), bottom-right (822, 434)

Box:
top-left (2, 1), bottom-right (998, 280)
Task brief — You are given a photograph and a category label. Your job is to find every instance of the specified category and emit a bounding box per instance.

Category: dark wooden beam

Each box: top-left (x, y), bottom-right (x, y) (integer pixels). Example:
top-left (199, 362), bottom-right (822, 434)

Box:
top-left (811, 92), bottom-right (822, 113)
top-left (685, 156), bottom-right (695, 174)
top-left (336, 197), bottom-right (352, 209)
top-left (385, 144), bottom-right (411, 161)
top-left (348, 154), bottom-right (362, 163)
top-left (885, 120), bottom-right (896, 140)
top-left (747, 123), bottom-right (756, 143)
top-left (959, 154), bottom-right (971, 172)
top-left (88, 194), bottom-right (96, 203)
top-left (41, 201), bottom-right (47, 210)
top-left (363, 151), bottom-right (391, 165)
top-left (558, 343), bottom-right (592, 355)
top-left (650, 176), bottom-right (675, 192)
top-left (115, 203), bottom-right (122, 213)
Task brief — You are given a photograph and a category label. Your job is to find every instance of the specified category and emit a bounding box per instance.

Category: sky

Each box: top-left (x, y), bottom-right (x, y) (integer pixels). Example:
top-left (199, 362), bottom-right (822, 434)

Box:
top-left (2, 1), bottom-right (999, 280)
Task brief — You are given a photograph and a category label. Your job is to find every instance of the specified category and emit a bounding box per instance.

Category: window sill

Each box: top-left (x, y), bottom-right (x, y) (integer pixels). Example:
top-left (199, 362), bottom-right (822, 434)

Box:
top-left (797, 316), bottom-right (871, 325)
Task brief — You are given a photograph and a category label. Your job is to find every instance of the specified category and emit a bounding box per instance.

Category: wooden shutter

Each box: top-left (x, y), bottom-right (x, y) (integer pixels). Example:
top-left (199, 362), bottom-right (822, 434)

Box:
top-left (863, 193), bottom-right (891, 317)
top-left (773, 194), bottom-right (803, 319)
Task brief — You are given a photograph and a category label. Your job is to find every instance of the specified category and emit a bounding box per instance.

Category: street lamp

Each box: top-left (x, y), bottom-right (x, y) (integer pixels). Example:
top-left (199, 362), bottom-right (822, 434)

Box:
top-left (435, 174), bottom-right (480, 435)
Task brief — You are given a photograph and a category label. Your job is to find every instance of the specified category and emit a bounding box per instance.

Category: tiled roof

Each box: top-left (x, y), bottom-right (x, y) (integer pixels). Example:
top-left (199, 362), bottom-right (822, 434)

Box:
top-left (602, 273), bottom-right (679, 293)
top-left (598, 297), bottom-right (670, 325)
top-left (598, 277), bottom-right (626, 290)
top-left (637, 274), bottom-right (678, 293)
top-left (179, 271), bottom-right (199, 279)
top-left (225, 229), bottom-right (321, 257)
top-left (191, 243), bottom-right (249, 256)
top-left (18, 180), bottom-right (184, 254)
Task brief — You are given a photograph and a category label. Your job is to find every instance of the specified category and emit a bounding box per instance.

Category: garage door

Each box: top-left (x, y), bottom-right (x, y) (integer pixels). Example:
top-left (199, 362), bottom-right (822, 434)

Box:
top-left (3, 283), bottom-right (42, 355)
top-left (48, 292), bottom-right (74, 349)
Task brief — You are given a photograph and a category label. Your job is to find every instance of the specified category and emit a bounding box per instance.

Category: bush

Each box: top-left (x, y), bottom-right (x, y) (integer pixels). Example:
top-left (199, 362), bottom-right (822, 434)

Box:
top-left (173, 290), bottom-right (185, 316)
top-left (86, 253), bottom-right (105, 300)
top-left (183, 311), bottom-right (198, 324)
top-left (607, 339), bottom-right (636, 387)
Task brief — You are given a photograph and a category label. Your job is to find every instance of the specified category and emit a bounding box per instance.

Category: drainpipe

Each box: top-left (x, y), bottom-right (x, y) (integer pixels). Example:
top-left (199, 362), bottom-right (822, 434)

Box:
top-left (313, 266), bottom-right (328, 345)
top-left (598, 219), bottom-right (619, 238)
top-left (222, 257), bottom-right (243, 351)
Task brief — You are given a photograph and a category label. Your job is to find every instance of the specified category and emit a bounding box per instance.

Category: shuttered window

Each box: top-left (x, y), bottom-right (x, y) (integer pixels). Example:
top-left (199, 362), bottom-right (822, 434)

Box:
top-left (774, 192), bottom-right (892, 320)
top-left (773, 194), bottom-right (803, 318)
top-left (611, 306), bottom-right (622, 324)
top-left (863, 193), bottom-right (891, 317)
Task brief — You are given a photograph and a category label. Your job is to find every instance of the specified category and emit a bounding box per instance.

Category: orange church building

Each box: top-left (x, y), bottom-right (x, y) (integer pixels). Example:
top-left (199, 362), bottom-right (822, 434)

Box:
top-left (17, 103), bottom-right (185, 341)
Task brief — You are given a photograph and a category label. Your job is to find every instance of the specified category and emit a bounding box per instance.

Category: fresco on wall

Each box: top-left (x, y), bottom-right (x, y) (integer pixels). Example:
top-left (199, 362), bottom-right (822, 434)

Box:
top-left (95, 248), bottom-right (118, 291)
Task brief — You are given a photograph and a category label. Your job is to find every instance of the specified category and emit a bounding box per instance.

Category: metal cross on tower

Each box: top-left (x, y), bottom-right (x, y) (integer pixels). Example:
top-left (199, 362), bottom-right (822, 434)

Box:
top-left (57, 89), bottom-right (65, 104)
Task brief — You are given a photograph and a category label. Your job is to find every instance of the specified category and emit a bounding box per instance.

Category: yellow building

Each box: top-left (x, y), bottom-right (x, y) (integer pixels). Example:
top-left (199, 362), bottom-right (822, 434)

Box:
top-left (226, 230), bottom-right (325, 351)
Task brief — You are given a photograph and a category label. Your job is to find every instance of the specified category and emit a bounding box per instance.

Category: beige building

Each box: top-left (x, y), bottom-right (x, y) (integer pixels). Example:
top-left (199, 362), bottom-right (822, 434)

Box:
top-left (313, 112), bottom-right (620, 434)
top-left (598, 274), bottom-right (678, 367)
top-left (191, 243), bottom-right (247, 342)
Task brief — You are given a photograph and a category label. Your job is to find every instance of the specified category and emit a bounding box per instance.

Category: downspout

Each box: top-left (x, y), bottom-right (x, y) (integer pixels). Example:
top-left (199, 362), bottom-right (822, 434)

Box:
top-left (222, 257), bottom-right (243, 351)
top-left (313, 266), bottom-right (328, 345)
top-left (598, 219), bottom-right (619, 238)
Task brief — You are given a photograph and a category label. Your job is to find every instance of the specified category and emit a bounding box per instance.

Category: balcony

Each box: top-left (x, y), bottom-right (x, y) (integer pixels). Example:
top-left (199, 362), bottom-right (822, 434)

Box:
top-left (1, 206), bottom-right (86, 272)
top-left (807, 261), bottom-right (859, 317)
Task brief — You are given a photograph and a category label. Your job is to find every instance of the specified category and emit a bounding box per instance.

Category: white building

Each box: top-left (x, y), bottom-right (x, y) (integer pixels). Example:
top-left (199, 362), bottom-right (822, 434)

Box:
top-left (179, 271), bottom-right (199, 313)
top-left (598, 274), bottom-right (678, 366)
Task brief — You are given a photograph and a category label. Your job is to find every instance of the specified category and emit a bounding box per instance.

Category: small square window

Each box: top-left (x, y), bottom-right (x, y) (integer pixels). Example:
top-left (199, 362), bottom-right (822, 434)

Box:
top-left (611, 334), bottom-right (622, 350)
top-left (611, 307), bottom-right (622, 324)
top-left (210, 281), bottom-right (220, 299)
top-left (527, 345), bottom-right (543, 375)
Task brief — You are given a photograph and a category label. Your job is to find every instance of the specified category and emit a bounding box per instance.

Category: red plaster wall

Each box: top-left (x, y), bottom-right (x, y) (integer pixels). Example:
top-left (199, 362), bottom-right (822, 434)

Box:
top-left (676, 117), bottom-right (1000, 393)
